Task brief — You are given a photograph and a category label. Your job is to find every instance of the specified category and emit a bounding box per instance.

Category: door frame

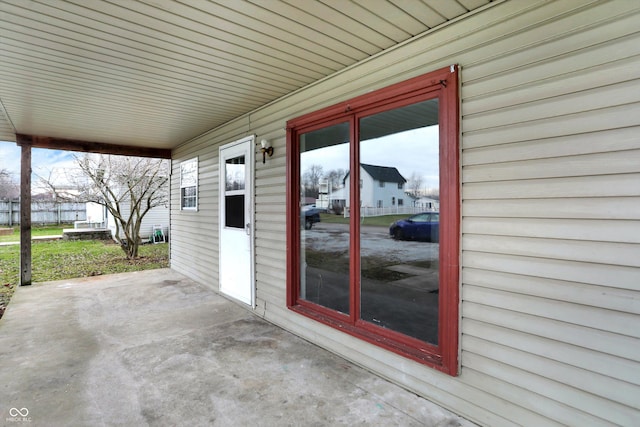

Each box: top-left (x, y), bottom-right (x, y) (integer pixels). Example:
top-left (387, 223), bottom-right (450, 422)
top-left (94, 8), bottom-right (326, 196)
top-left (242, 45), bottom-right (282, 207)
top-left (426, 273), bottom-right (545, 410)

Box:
top-left (218, 135), bottom-right (256, 307)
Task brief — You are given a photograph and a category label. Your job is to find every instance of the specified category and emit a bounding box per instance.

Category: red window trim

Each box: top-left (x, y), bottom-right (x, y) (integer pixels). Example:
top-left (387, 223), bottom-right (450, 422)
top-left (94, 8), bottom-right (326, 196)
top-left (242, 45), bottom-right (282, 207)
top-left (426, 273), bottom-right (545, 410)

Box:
top-left (286, 65), bottom-right (460, 375)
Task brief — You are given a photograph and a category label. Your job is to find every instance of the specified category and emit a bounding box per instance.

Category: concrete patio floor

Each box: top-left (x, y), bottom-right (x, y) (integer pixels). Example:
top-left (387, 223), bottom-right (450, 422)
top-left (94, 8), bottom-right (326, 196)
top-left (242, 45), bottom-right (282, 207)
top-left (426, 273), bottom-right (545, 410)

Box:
top-left (0, 269), bottom-right (474, 426)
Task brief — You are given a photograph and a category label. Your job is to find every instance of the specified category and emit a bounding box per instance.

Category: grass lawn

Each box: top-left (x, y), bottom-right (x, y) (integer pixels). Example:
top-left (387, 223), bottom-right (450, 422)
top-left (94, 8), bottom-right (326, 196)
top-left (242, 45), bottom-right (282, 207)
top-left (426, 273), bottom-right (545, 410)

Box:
top-left (0, 224), bottom-right (69, 243)
top-left (0, 240), bottom-right (169, 318)
top-left (320, 213), bottom-right (409, 227)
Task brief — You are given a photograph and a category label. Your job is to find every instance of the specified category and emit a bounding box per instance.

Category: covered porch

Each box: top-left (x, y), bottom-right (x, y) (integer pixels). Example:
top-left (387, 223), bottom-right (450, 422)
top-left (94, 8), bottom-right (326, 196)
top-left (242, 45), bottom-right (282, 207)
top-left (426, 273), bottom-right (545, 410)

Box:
top-left (0, 269), bottom-right (472, 426)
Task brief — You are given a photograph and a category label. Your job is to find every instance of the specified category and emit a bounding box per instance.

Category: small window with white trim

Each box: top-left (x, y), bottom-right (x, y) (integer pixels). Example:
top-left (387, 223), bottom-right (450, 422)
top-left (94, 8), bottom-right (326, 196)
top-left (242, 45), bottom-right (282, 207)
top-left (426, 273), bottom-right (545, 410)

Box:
top-left (180, 157), bottom-right (198, 210)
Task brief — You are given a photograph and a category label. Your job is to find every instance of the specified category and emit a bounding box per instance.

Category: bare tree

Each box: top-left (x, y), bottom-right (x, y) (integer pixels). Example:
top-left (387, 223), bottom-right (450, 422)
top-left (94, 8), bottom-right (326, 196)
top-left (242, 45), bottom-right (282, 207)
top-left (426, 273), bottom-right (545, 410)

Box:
top-left (302, 164), bottom-right (324, 199)
top-left (423, 186), bottom-right (440, 200)
top-left (0, 168), bottom-right (19, 199)
top-left (406, 172), bottom-right (424, 198)
top-left (325, 168), bottom-right (346, 191)
top-left (34, 168), bottom-right (70, 202)
top-left (70, 154), bottom-right (169, 259)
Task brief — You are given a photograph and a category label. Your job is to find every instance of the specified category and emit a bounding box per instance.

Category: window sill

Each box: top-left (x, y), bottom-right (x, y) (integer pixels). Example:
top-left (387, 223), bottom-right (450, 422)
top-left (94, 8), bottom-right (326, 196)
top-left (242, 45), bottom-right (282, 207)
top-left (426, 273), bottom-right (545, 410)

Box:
top-left (289, 303), bottom-right (450, 374)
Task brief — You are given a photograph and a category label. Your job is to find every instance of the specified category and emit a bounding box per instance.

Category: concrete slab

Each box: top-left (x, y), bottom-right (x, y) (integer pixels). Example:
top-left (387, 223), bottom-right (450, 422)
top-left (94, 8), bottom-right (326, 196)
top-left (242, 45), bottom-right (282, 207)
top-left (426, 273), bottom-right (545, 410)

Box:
top-left (0, 269), bottom-right (474, 426)
top-left (62, 228), bottom-right (111, 241)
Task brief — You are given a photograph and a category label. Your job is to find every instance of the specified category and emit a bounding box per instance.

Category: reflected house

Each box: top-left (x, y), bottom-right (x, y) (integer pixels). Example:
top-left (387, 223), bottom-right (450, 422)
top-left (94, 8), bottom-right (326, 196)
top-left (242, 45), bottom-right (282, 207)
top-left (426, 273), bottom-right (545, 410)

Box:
top-left (414, 196), bottom-right (439, 212)
top-left (341, 164), bottom-right (407, 210)
top-left (326, 187), bottom-right (346, 214)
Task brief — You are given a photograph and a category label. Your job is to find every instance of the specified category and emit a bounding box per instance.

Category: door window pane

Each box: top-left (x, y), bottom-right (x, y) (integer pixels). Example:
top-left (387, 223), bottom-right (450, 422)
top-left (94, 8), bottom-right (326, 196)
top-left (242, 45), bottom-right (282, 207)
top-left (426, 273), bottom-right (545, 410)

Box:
top-left (225, 156), bottom-right (245, 228)
top-left (299, 122), bottom-right (350, 314)
top-left (225, 156), bottom-right (245, 191)
top-left (359, 98), bottom-right (440, 344)
top-left (225, 195), bottom-right (244, 228)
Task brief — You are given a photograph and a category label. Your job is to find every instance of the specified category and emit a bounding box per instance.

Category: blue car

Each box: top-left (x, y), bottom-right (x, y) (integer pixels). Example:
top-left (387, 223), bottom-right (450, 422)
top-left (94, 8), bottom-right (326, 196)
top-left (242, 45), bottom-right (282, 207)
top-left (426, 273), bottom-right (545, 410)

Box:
top-left (302, 205), bottom-right (322, 230)
top-left (389, 212), bottom-right (439, 242)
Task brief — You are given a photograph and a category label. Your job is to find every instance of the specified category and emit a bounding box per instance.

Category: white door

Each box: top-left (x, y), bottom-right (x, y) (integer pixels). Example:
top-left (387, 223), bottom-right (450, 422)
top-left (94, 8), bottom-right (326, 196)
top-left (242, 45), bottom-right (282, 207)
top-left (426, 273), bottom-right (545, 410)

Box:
top-left (219, 136), bottom-right (254, 306)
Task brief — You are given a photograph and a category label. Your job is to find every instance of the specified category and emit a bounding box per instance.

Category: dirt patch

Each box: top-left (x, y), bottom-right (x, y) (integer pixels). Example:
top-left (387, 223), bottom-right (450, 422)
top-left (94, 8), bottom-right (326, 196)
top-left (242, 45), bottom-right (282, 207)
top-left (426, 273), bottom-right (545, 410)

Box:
top-left (0, 282), bottom-right (16, 318)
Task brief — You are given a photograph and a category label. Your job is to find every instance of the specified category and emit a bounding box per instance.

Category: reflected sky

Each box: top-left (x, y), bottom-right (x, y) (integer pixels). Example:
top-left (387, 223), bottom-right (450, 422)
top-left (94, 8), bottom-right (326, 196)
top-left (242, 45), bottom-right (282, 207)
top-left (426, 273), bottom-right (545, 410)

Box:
top-left (300, 126), bottom-right (439, 190)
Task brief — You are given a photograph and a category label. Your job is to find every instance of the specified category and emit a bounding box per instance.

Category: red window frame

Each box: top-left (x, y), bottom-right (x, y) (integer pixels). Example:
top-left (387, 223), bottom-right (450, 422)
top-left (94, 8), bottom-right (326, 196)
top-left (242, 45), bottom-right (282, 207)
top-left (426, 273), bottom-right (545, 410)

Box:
top-left (286, 65), bottom-right (460, 375)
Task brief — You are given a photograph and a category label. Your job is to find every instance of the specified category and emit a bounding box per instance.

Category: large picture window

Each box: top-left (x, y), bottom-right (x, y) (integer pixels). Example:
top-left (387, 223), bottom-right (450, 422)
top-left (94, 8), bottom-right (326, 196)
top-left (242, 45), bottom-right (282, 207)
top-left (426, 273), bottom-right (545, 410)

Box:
top-left (180, 157), bottom-right (198, 210)
top-left (286, 66), bottom-right (460, 375)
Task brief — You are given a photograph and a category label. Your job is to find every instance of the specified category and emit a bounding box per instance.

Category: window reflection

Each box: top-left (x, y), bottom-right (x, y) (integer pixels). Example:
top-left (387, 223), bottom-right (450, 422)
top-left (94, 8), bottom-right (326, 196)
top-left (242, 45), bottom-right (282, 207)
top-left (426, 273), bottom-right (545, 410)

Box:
top-left (296, 99), bottom-right (441, 344)
top-left (225, 156), bottom-right (245, 191)
top-left (359, 99), bottom-right (440, 344)
top-left (289, 67), bottom-right (460, 372)
top-left (299, 122), bottom-right (350, 314)
top-left (225, 156), bottom-right (245, 228)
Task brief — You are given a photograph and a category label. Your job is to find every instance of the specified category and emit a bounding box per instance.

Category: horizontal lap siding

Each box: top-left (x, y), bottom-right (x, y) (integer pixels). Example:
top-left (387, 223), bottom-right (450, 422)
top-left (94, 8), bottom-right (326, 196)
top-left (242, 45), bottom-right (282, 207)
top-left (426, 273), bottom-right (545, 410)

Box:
top-left (110, 203), bottom-right (168, 240)
top-left (169, 1), bottom-right (640, 425)
top-left (253, 134), bottom-right (287, 312)
top-left (459, 0), bottom-right (640, 425)
top-left (170, 141), bottom-right (222, 289)
top-left (137, 207), bottom-right (169, 239)
top-left (171, 112), bottom-right (288, 300)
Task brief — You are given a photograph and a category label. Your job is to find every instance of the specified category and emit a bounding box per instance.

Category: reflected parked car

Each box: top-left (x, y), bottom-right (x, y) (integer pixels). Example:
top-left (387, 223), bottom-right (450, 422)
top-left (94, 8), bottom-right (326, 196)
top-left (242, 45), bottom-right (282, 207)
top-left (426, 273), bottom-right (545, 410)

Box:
top-left (302, 205), bottom-right (322, 230)
top-left (389, 212), bottom-right (439, 242)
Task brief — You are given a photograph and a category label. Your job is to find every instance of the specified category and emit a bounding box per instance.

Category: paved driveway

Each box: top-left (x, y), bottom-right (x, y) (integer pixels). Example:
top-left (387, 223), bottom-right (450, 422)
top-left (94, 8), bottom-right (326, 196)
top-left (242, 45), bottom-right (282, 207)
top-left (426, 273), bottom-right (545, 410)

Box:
top-left (0, 269), bottom-right (472, 426)
top-left (305, 223), bottom-right (438, 263)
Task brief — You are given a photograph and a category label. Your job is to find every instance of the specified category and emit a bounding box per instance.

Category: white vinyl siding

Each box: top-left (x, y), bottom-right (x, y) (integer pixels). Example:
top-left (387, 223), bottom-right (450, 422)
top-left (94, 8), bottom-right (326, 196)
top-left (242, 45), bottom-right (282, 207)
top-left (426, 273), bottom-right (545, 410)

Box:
top-left (141, 207), bottom-right (168, 240)
top-left (171, 1), bottom-right (640, 425)
top-left (171, 146), bottom-right (221, 288)
top-left (107, 202), bottom-right (169, 241)
top-left (137, 206), bottom-right (169, 240)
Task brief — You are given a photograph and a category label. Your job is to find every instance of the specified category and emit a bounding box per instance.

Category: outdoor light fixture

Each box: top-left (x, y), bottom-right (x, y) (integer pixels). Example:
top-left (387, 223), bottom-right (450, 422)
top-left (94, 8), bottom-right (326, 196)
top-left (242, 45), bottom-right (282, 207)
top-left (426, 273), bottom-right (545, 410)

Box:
top-left (260, 139), bottom-right (274, 163)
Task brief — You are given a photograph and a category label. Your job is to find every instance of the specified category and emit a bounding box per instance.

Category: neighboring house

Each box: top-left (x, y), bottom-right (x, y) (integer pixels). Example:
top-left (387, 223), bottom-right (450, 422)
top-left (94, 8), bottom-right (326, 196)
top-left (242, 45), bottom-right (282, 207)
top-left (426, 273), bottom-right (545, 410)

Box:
top-left (85, 202), bottom-right (107, 227)
top-left (86, 200), bottom-right (168, 241)
top-left (343, 164), bottom-right (407, 209)
top-left (413, 196), bottom-right (439, 212)
top-left (326, 186), bottom-right (346, 214)
top-left (105, 202), bottom-right (169, 242)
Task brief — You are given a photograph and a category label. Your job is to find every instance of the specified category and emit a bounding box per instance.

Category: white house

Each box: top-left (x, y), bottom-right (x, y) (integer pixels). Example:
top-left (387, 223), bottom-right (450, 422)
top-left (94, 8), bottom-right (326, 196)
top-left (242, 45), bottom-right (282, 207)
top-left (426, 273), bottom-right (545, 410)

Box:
top-left (3, 1), bottom-right (639, 425)
top-left (414, 196), bottom-right (439, 212)
top-left (85, 199), bottom-right (168, 241)
top-left (343, 164), bottom-right (407, 209)
top-left (105, 202), bottom-right (169, 242)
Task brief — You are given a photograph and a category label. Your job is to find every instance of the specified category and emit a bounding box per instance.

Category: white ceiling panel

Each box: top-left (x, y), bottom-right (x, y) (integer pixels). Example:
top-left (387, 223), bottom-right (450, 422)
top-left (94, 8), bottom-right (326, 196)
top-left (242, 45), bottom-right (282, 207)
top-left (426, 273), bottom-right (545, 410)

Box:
top-left (0, 0), bottom-right (491, 150)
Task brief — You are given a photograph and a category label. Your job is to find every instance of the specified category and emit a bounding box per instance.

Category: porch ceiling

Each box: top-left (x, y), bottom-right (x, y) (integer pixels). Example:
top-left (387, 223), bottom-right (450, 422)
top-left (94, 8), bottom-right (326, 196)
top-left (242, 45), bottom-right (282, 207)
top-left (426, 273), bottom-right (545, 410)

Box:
top-left (0, 0), bottom-right (490, 151)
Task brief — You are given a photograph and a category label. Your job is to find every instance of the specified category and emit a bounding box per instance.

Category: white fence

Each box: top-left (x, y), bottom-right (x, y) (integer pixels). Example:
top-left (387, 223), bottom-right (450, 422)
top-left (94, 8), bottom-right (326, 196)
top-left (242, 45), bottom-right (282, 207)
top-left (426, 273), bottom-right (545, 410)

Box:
top-left (0, 200), bottom-right (86, 226)
top-left (343, 206), bottom-right (436, 218)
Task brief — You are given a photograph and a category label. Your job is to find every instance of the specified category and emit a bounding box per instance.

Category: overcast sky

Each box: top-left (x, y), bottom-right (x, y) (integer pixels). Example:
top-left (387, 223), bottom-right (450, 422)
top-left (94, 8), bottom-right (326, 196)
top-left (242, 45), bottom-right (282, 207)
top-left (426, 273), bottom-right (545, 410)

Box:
top-left (301, 125), bottom-right (440, 190)
top-left (2, 124), bottom-right (441, 191)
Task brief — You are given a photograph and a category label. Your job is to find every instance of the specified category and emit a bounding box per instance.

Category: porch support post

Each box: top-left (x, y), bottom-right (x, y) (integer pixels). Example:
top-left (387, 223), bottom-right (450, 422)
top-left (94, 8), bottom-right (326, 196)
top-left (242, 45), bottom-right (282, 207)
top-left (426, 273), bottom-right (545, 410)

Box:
top-left (20, 144), bottom-right (32, 286)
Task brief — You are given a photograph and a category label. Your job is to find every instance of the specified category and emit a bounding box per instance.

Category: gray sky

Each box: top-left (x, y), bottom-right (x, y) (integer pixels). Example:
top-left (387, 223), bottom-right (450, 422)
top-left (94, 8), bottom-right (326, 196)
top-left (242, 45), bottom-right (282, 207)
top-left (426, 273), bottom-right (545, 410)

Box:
top-left (301, 125), bottom-right (439, 189)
